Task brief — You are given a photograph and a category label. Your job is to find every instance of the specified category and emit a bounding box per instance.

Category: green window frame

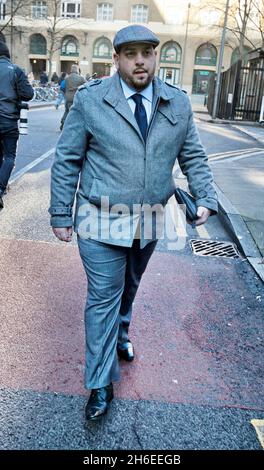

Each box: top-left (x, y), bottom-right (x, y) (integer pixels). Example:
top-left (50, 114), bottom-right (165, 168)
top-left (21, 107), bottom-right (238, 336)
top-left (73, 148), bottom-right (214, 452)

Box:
top-left (93, 37), bottom-right (112, 59)
top-left (61, 36), bottom-right (79, 56)
top-left (29, 34), bottom-right (47, 55)
top-left (160, 41), bottom-right (181, 64)
top-left (195, 43), bottom-right (217, 66)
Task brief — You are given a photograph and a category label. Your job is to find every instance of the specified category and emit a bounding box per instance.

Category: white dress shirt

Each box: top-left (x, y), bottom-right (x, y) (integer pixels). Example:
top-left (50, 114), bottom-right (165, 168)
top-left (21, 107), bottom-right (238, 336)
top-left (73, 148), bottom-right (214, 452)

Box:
top-left (120, 78), bottom-right (153, 125)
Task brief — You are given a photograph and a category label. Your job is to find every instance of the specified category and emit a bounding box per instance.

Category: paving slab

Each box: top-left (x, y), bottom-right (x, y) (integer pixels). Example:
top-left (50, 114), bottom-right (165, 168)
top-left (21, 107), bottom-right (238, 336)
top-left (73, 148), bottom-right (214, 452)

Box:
top-left (0, 238), bottom-right (263, 409)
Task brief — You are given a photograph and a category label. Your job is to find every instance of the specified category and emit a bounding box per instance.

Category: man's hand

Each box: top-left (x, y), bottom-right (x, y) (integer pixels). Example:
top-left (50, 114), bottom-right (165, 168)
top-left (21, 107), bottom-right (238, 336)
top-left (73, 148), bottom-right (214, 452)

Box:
top-left (195, 206), bottom-right (212, 226)
top-left (52, 226), bottom-right (73, 242)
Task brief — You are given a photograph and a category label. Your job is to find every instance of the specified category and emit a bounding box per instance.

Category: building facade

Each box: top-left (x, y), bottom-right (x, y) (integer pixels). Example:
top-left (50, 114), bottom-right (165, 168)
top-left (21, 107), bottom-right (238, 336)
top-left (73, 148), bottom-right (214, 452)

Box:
top-left (0, 0), bottom-right (260, 95)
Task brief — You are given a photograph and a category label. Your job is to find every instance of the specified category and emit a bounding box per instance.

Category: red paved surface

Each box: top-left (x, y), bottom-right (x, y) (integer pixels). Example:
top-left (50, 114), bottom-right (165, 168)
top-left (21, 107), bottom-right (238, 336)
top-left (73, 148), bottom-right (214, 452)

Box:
top-left (0, 238), bottom-right (262, 408)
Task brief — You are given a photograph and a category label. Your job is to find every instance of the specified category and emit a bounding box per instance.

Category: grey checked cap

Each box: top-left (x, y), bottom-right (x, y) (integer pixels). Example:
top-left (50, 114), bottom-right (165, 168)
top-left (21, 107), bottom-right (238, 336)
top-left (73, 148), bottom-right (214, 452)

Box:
top-left (113, 25), bottom-right (160, 52)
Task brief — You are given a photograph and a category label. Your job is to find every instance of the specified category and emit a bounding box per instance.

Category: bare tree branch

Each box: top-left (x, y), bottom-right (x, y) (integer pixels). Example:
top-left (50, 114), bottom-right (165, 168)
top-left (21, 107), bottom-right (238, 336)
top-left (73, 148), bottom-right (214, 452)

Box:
top-left (0, 0), bottom-right (32, 33)
top-left (201, 0), bottom-right (261, 59)
top-left (45, 0), bottom-right (82, 78)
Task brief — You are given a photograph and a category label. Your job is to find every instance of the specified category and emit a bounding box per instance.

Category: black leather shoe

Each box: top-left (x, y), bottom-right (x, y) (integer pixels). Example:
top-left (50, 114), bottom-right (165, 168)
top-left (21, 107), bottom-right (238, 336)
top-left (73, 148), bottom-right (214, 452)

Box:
top-left (0, 195), bottom-right (3, 210)
top-left (117, 340), bottom-right (134, 362)
top-left (85, 383), bottom-right (113, 421)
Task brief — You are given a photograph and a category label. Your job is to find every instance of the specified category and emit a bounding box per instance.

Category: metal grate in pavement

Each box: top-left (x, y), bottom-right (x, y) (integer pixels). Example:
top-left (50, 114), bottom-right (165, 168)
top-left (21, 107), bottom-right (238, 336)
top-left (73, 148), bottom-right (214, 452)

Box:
top-left (190, 239), bottom-right (240, 259)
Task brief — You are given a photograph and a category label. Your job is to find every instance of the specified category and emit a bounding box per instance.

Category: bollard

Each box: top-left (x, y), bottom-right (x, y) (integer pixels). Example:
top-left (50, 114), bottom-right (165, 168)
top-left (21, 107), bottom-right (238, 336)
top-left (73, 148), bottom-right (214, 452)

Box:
top-left (19, 102), bottom-right (29, 135)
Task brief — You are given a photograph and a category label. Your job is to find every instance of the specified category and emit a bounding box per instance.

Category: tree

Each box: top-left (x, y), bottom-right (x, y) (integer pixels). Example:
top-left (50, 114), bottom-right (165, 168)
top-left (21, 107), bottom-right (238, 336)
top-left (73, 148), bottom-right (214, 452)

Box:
top-left (1, 1), bottom-right (80, 78)
top-left (229, 0), bottom-right (255, 57)
top-left (201, 0), bottom-right (258, 61)
top-left (0, 0), bottom-right (32, 57)
top-left (0, 1), bottom-right (30, 35)
top-left (248, 0), bottom-right (264, 48)
top-left (45, 0), bottom-right (80, 79)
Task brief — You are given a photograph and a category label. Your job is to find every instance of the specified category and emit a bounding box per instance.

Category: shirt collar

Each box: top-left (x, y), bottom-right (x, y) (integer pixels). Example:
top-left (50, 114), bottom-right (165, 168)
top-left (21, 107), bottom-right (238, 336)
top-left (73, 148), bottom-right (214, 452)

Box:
top-left (120, 77), bottom-right (153, 104)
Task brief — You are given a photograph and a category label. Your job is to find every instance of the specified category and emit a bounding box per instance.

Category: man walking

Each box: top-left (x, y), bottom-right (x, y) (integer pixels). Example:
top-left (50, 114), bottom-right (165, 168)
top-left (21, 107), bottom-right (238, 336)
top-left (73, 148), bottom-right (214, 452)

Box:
top-left (0, 41), bottom-right (34, 210)
top-left (49, 25), bottom-right (218, 421)
top-left (60, 64), bottom-right (85, 130)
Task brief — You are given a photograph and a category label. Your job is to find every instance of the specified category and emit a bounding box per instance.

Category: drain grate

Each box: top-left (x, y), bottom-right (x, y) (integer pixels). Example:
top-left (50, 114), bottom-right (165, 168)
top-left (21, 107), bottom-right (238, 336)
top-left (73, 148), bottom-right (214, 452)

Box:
top-left (190, 239), bottom-right (240, 259)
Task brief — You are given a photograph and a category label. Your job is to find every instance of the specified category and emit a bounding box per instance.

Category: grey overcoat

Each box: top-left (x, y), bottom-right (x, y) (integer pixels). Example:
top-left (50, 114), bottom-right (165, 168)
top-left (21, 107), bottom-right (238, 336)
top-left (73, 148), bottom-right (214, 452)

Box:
top-left (49, 73), bottom-right (218, 246)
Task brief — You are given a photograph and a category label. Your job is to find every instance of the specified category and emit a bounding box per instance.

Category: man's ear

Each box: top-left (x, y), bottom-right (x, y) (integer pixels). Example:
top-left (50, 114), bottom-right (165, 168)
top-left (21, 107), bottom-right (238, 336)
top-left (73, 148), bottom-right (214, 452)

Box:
top-left (113, 52), bottom-right (119, 70)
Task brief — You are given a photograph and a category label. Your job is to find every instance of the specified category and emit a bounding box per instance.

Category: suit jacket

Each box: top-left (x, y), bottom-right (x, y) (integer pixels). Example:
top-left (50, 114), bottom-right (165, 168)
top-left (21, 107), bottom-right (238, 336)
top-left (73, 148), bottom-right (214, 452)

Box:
top-left (49, 73), bottom-right (218, 247)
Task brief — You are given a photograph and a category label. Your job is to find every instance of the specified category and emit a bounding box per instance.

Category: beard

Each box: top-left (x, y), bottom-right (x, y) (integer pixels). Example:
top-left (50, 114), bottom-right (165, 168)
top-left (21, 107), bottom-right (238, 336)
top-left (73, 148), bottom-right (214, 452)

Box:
top-left (120, 67), bottom-right (155, 91)
top-left (130, 75), bottom-right (152, 90)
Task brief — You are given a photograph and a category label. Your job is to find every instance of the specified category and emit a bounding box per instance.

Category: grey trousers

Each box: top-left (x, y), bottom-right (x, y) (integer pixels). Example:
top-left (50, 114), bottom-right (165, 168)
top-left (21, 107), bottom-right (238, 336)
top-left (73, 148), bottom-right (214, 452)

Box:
top-left (77, 237), bottom-right (157, 389)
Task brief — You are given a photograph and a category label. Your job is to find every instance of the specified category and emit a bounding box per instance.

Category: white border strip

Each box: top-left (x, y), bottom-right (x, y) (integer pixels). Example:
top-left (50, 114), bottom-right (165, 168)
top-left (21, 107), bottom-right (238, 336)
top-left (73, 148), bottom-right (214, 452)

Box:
top-left (10, 148), bottom-right (55, 185)
top-left (210, 149), bottom-right (264, 164)
top-left (208, 147), bottom-right (261, 158)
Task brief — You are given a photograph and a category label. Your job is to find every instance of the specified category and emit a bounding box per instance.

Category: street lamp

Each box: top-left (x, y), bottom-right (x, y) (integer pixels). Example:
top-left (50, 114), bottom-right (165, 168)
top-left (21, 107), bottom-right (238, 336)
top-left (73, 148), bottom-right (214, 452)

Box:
top-left (212, 0), bottom-right (230, 118)
top-left (180, 2), bottom-right (191, 89)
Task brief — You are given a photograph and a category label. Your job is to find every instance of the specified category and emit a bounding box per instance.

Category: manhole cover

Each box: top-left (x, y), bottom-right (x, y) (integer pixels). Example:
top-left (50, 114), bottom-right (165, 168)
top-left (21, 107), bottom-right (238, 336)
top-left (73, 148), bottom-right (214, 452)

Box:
top-left (190, 239), bottom-right (240, 259)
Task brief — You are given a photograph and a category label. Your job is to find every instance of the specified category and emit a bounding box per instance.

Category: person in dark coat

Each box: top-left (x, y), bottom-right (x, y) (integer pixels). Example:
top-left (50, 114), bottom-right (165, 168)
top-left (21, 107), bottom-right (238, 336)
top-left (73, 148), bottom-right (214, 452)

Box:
top-left (39, 71), bottom-right (48, 86)
top-left (0, 41), bottom-right (34, 209)
top-left (60, 65), bottom-right (85, 129)
top-left (51, 71), bottom-right (59, 84)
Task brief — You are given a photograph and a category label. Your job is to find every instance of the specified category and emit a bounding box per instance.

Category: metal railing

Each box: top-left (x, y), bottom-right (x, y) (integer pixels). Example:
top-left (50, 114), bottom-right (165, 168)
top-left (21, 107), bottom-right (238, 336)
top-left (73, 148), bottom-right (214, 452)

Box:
top-left (32, 83), bottom-right (59, 101)
top-left (207, 61), bottom-right (264, 121)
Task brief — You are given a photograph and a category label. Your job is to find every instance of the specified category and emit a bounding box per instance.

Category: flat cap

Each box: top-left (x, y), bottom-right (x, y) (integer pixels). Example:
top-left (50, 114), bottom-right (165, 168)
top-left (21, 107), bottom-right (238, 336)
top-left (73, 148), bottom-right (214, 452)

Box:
top-left (113, 25), bottom-right (160, 52)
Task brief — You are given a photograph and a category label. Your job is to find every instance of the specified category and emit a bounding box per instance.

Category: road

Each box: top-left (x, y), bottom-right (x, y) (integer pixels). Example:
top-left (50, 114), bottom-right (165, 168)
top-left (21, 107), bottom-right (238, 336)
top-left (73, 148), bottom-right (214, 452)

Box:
top-left (0, 107), bottom-right (263, 451)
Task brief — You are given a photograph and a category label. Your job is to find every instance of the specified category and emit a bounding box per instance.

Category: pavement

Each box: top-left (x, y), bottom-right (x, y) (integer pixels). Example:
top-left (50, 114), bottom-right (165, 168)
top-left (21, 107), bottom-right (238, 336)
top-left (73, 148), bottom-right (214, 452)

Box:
top-left (0, 182), bottom-right (264, 450)
top-left (29, 99), bottom-right (57, 109)
top-left (0, 100), bottom-right (262, 453)
top-left (192, 102), bottom-right (264, 282)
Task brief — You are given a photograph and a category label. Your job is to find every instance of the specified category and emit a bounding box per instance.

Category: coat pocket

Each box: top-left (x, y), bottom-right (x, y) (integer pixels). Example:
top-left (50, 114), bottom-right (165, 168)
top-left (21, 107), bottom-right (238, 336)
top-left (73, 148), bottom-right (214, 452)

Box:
top-left (88, 177), bottom-right (104, 206)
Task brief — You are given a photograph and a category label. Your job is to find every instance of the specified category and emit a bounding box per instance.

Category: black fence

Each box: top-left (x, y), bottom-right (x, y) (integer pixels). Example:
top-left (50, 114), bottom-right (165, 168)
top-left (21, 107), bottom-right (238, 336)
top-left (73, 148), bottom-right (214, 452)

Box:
top-left (207, 60), bottom-right (264, 121)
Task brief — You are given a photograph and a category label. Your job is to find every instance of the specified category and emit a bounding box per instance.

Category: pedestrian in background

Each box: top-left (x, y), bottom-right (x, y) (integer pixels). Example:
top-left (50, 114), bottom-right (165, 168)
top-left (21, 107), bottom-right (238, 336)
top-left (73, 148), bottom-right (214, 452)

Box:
top-left (49, 25), bottom-right (218, 421)
top-left (0, 41), bottom-right (34, 210)
top-left (60, 65), bottom-right (85, 130)
top-left (51, 71), bottom-right (59, 84)
top-left (27, 71), bottom-right (35, 84)
top-left (55, 72), bottom-right (67, 110)
top-left (39, 71), bottom-right (48, 86)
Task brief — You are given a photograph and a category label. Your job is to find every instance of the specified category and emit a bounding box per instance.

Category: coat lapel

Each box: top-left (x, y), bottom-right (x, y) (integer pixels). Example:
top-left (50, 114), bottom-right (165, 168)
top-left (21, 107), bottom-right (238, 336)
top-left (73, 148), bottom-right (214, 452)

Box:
top-left (103, 74), bottom-right (179, 140)
top-left (103, 73), bottom-right (142, 139)
top-left (153, 77), bottom-right (179, 125)
top-left (146, 77), bottom-right (179, 135)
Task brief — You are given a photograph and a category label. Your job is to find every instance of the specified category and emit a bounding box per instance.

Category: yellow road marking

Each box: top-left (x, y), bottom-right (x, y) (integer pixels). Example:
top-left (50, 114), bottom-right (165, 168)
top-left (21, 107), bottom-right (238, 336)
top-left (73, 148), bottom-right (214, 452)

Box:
top-left (251, 419), bottom-right (264, 449)
top-left (196, 224), bottom-right (210, 239)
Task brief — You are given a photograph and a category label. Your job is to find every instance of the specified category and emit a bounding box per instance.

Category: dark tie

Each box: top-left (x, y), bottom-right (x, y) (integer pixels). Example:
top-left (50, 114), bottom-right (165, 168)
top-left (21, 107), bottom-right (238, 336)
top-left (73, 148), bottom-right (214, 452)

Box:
top-left (131, 93), bottom-right (148, 142)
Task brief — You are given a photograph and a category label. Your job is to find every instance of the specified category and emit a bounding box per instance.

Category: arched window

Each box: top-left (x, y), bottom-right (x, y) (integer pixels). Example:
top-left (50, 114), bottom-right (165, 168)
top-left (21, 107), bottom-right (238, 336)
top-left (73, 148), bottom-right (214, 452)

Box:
top-left (131, 4), bottom-right (148, 23)
top-left (160, 41), bottom-right (182, 64)
top-left (61, 36), bottom-right (79, 56)
top-left (195, 43), bottom-right (217, 66)
top-left (97, 3), bottom-right (113, 21)
top-left (231, 46), bottom-right (251, 65)
top-left (93, 37), bottom-right (112, 58)
top-left (30, 34), bottom-right (47, 55)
